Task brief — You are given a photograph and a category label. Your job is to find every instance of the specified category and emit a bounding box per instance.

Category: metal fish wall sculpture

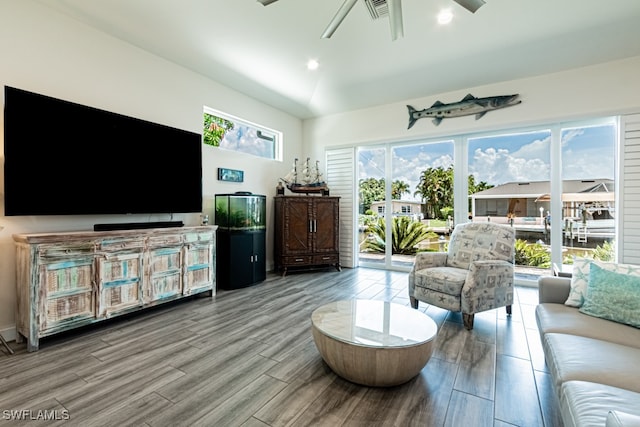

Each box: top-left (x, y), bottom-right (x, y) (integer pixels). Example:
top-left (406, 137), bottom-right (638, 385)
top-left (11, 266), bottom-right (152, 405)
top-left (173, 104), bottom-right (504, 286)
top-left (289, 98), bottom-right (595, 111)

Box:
top-left (407, 93), bottom-right (521, 128)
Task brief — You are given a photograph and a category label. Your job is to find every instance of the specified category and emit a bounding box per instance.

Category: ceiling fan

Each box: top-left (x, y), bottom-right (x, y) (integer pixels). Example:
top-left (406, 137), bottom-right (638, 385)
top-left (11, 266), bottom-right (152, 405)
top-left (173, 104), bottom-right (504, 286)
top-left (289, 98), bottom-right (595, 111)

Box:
top-left (257, 0), bottom-right (486, 41)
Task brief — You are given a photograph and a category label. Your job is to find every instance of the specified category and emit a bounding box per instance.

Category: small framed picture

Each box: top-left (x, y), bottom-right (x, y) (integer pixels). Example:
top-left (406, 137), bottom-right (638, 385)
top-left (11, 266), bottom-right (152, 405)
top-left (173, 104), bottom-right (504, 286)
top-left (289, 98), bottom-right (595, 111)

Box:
top-left (218, 168), bottom-right (244, 182)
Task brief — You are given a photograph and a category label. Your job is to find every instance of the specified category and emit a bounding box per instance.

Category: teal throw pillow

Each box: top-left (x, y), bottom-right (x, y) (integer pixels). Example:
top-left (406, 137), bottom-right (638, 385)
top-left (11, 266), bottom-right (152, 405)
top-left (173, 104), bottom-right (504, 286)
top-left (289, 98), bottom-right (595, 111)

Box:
top-left (579, 262), bottom-right (640, 328)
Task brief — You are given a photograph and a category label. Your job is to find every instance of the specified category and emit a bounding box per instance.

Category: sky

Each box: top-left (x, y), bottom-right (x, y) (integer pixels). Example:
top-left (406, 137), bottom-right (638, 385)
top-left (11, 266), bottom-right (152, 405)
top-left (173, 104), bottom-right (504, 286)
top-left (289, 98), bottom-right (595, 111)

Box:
top-left (208, 110), bottom-right (276, 159)
top-left (358, 123), bottom-right (616, 201)
top-left (220, 124), bottom-right (275, 159)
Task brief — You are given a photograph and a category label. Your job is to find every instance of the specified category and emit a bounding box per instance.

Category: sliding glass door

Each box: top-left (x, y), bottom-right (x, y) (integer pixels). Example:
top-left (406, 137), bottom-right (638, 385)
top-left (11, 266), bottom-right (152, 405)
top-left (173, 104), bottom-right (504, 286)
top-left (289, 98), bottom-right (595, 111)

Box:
top-left (468, 130), bottom-right (552, 280)
top-left (353, 118), bottom-right (617, 282)
top-left (358, 141), bottom-right (453, 269)
top-left (559, 123), bottom-right (617, 267)
top-left (358, 146), bottom-right (387, 267)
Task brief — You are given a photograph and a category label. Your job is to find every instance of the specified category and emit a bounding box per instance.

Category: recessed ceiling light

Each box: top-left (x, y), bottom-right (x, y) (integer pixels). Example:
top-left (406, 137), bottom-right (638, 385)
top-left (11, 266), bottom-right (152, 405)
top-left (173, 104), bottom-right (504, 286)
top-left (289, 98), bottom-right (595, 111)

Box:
top-left (437, 9), bottom-right (453, 25)
top-left (307, 59), bottom-right (319, 70)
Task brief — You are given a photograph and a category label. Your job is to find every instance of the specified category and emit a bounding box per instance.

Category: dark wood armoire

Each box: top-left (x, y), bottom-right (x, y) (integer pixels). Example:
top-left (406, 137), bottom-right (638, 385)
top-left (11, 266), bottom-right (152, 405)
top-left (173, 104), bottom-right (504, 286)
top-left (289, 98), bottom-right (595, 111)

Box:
top-left (274, 195), bottom-right (341, 276)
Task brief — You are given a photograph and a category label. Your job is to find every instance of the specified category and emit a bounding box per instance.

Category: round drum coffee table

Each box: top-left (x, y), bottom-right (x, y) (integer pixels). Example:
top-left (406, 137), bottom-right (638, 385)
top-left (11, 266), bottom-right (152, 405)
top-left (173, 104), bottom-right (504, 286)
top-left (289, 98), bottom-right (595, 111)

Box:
top-left (311, 299), bottom-right (438, 387)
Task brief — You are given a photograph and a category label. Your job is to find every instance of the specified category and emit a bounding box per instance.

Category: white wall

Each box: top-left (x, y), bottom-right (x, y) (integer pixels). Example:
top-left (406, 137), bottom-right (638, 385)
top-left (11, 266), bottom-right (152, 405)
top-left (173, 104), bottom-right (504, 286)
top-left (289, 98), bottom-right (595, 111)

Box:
top-left (303, 56), bottom-right (640, 155)
top-left (303, 56), bottom-right (640, 267)
top-left (0, 1), bottom-right (303, 337)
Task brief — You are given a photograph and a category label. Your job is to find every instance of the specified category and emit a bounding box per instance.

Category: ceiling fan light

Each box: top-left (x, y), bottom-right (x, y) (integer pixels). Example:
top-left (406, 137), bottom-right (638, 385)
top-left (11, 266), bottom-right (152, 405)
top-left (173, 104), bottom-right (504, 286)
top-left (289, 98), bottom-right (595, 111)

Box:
top-left (257, 0), bottom-right (279, 5)
top-left (438, 9), bottom-right (453, 25)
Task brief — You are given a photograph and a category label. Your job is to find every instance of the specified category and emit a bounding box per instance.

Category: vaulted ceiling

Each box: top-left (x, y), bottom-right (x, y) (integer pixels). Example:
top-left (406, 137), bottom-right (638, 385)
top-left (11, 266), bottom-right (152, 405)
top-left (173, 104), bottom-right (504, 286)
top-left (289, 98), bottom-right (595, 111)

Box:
top-left (35, 0), bottom-right (640, 119)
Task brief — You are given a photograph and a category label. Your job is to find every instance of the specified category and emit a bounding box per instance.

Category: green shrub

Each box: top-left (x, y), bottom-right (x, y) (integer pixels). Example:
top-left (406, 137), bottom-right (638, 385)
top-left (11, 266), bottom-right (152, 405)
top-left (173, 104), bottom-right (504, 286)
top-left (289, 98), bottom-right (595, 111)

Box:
top-left (562, 240), bottom-right (616, 264)
top-left (591, 240), bottom-right (615, 261)
top-left (515, 239), bottom-right (551, 268)
top-left (361, 216), bottom-right (437, 255)
top-left (439, 206), bottom-right (453, 220)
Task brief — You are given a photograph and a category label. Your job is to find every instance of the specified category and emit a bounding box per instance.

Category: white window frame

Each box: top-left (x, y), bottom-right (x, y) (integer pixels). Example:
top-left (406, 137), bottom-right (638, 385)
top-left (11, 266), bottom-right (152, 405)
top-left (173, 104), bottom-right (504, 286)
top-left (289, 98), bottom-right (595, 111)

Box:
top-left (340, 116), bottom-right (618, 283)
top-left (203, 106), bottom-right (282, 161)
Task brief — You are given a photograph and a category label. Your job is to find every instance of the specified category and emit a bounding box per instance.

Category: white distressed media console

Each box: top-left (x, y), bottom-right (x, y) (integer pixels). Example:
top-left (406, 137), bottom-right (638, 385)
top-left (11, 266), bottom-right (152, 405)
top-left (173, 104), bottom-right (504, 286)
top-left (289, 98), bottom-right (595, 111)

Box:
top-left (13, 226), bottom-right (217, 351)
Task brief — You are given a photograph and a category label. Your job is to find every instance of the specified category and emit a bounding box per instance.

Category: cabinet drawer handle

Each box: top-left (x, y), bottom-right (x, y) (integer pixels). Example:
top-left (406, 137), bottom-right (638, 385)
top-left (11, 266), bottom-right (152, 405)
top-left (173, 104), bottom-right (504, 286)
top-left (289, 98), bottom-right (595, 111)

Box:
top-left (295, 258), bottom-right (303, 262)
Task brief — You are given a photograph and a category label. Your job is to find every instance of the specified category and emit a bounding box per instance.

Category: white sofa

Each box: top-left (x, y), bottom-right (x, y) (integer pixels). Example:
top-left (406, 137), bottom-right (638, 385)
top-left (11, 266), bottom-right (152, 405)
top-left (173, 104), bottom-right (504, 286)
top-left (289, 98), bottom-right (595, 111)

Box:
top-left (536, 275), bottom-right (640, 427)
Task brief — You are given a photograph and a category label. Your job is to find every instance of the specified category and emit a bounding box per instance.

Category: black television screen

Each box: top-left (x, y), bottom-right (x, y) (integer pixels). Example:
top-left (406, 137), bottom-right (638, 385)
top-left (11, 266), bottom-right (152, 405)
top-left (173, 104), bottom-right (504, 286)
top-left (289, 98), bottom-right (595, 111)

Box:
top-left (3, 86), bottom-right (202, 216)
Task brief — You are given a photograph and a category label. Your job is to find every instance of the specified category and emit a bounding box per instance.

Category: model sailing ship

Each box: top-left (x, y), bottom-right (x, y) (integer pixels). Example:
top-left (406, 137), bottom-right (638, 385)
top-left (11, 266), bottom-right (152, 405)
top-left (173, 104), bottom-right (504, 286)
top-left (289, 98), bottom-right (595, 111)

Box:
top-left (281, 157), bottom-right (329, 194)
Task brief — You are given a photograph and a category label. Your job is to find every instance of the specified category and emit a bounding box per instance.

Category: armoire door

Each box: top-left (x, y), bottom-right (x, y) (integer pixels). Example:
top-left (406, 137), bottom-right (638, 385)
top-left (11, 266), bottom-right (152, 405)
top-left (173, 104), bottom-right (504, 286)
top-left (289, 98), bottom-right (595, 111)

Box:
top-left (282, 197), bottom-right (312, 255)
top-left (313, 197), bottom-right (339, 253)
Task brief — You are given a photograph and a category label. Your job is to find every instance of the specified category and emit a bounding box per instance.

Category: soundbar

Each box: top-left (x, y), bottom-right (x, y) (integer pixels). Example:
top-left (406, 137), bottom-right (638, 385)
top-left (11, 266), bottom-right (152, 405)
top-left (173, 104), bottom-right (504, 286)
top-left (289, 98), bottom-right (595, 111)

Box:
top-left (94, 221), bottom-right (184, 232)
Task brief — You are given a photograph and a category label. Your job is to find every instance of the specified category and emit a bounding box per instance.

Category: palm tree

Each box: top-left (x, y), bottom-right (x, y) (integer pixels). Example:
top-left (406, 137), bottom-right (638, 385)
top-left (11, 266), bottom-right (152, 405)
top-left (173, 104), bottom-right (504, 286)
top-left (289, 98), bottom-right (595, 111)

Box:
top-left (203, 113), bottom-right (234, 147)
top-left (391, 180), bottom-right (410, 200)
top-left (359, 178), bottom-right (385, 213)
top-left (359, 178), bottom-right (412, 212)
top-left (414, 166), bottom-right (454, 219)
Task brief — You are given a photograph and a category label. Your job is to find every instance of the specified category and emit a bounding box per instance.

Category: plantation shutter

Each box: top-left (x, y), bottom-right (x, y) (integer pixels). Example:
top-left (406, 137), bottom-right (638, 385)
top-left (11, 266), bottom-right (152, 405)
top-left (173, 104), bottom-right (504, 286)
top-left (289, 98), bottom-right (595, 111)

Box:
top-left (326, 148), bottom-right (356, 268)
top-left (620, 113), bottom-right (640, 264)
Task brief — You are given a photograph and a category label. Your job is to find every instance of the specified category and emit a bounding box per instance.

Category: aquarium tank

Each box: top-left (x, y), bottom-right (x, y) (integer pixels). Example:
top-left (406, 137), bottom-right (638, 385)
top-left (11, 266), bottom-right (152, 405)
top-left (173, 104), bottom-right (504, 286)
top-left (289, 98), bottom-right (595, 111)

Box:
top-left (215, 193), bottom-right (266, 231)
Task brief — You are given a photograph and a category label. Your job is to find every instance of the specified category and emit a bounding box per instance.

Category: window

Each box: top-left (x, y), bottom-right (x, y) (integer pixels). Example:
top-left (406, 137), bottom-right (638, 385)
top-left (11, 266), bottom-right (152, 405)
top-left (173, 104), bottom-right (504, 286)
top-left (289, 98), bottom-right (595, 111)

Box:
top-left (203, 107), bottom-right (281, 160)
top-left (357, 141), bottom-right (454, 269)
top-left (348, 117), bottom-right (617, 282)
top-left (560, 123), bottom-right (616, 264)
top-left (468, 130), bottom-right (552, 280)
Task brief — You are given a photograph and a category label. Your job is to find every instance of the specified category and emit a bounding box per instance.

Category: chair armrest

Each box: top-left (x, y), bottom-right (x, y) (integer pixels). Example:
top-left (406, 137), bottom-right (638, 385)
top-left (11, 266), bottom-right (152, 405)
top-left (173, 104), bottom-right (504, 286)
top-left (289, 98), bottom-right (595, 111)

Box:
top-left (537, 276), bottom-right (571, 304)
top-left (606, 411), bottom-right (640, 427)
top-left (462, 260), bottom-right (514, 313)
top-left (464, 260), bottom-right (514, 289)
top-left (412, 252), bottom-right (448, 272)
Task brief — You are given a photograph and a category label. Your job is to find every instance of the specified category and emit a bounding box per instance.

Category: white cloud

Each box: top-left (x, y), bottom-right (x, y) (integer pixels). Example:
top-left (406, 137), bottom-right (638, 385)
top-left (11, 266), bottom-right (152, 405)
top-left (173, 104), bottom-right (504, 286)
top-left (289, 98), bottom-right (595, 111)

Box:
top-left (220, 125), bottom-right (272, 158)
top-left (562, 128), bottom-right (584, 150)
top-left (471, 144), bottom-right (550, 185)
top-left (511, 135), bottom-right (550, 161)
top-left (561, 129), bottom-right (614, 180)
top-left (359, 148), bottom-right (385, 179)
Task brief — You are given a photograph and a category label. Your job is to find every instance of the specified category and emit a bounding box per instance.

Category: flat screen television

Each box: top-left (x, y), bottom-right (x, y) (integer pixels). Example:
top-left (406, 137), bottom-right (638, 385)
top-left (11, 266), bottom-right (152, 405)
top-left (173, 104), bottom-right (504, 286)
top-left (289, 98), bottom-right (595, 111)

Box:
top-left (3, 86), bottom-right (203, 216)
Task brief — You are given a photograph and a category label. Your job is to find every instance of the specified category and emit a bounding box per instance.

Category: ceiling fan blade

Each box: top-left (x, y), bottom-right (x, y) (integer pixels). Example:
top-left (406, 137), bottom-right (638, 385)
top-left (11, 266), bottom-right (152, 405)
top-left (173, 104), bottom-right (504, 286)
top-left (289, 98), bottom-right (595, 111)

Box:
top-left (257, 0), bottom-right (279, 5)
top-left (388, 0), bottom-right (404, 41)
top-left (321, 0), bottom-right (359, 39)
top-left (452, 0), bottom-right (486, 13)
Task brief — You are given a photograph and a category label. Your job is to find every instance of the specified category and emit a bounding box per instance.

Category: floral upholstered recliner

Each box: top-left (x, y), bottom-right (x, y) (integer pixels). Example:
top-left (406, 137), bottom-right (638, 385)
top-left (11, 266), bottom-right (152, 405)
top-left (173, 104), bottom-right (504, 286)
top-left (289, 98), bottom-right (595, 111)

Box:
top-left (408, 222), bottom-right (516, 330)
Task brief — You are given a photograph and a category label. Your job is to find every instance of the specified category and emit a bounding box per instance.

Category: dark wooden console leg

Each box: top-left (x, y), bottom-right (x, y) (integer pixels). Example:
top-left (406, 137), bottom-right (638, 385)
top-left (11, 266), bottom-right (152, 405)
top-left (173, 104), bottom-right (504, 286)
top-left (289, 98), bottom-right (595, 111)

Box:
top-left (506, 305), bottom-right (512, 316)
top-left (197, 289), bottom-right (213, 298)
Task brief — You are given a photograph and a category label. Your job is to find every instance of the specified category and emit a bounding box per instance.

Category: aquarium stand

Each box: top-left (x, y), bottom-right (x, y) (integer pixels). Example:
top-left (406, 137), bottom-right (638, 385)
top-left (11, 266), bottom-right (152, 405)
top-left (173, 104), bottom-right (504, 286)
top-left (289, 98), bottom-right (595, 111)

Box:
top-left (215, 193), bottom-right (267, 289)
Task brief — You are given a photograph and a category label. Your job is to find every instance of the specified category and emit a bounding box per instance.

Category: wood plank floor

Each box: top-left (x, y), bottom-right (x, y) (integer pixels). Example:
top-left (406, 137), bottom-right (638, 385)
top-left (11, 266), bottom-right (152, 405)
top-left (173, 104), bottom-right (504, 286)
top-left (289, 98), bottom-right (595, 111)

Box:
top-left (0, 268), bottom-right (563, 427)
